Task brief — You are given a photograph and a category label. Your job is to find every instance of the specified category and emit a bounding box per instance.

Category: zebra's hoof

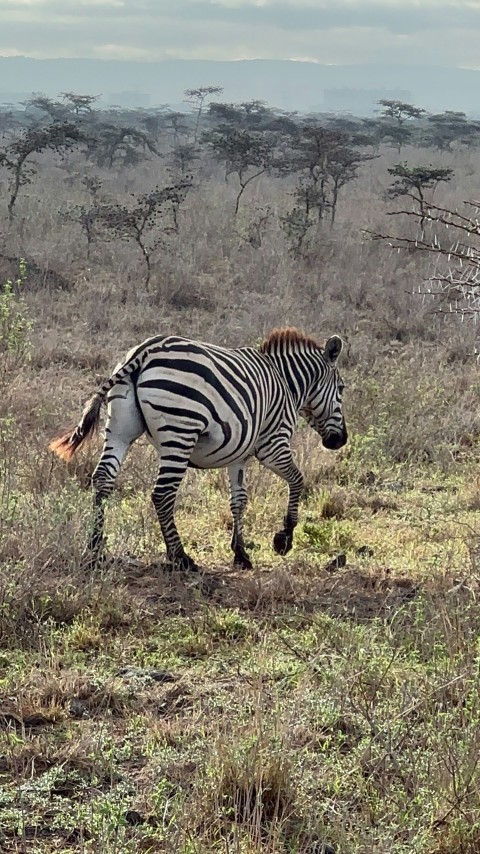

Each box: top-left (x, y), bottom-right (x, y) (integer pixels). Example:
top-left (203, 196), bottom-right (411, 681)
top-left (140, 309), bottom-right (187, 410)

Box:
top-left (168, 553), bottom-right (199, 573)
top-left (273, 530), bottom-right (293, 556)
top-left (80, 546), bottom-right (105, 571)
top-left (233, 552), bottom-right (253, 570)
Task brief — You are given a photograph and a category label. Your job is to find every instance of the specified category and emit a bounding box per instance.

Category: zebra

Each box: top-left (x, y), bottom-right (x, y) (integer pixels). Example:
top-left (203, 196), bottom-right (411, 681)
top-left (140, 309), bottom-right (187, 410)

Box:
top-left (49, 328), bottom-right (347, 571)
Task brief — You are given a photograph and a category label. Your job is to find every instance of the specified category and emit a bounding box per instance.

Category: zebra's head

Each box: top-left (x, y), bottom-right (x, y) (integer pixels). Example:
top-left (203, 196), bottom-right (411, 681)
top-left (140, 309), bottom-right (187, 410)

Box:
top-left (300, 335), bottom-right (348, 451)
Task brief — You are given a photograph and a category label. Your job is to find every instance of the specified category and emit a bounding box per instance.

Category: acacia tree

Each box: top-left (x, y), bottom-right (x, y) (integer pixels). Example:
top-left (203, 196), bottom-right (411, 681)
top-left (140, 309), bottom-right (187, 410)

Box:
top-left (23, 94), bottom-right (68, 121)
top-left (0, 107), bottom-right (23, 135)
top-left (61, 92), bottom-right (100, 116)
top-left (91, 178), bottom-right (192, 287)
top-left (0, 121), bottom-right (84, 220)
top-left (329, 146), bottom-right (376, 225)
top-left (184, 85), bottom-right (223, 142)
top-left (325, 115), bottom-right (377, 148)
top-left (378, 99), bottom-right (425, 124)
top-left (232, 100), bottom-right (271, 129)
top-left (279, 125), bottom-right (372, 252)
top-left (367, 180), bottom-right (480, 341)
top-left (164, 111), bottom-right (188, 146)
top-left (377, 99), bottom-right (425, 154)
top-left (208, 102), bottom-right (245, 127)
top-left (204, 125), bottom-right (274, 215)
top-left (423, 112), bottom-right (480, 152)
top-left (24, 92), bottom-right (100, 122)
top-left (170, 142), bottom-right (200, 175)
top-left (388, 164), bottom-right (453, 205)
top-left (208, 100), bottom-right (294, 133)
top-left (286, 126), bottom-right (346, 222)
top-left (139, 107), bottom-right (171, 141)
top-left (68, 175), bottom-right (105, 259)
top-left (387, 164), bottom-right (454, 238)
top-left (86, 124), bottom-right (158, 168)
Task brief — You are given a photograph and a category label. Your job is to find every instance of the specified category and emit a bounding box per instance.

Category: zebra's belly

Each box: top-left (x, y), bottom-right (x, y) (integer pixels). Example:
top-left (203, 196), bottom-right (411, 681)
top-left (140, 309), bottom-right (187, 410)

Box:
top-left (189, 424), bottom-right (255, 469)
top-left (139, 381), bottom-right (260, 469)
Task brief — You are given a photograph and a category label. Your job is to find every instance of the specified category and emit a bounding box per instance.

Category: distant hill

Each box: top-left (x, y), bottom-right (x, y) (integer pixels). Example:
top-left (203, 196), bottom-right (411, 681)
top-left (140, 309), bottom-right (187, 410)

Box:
top-left (1, 56), bottom-right (479, 115)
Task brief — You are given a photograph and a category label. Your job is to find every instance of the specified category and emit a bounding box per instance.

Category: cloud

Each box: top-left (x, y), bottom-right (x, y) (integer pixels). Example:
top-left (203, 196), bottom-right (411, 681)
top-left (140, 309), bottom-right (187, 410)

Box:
top-left (180, 0), bottom-right (480, 36)
top-left (0, 0), bottom-right (479, 66)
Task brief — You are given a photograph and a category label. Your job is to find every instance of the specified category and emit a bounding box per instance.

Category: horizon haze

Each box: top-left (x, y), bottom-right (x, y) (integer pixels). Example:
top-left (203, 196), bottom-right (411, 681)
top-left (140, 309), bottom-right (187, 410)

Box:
top-left (1, 57), bottom-right (479, 116)
top-left (1, 1), bottom-right (479, 115)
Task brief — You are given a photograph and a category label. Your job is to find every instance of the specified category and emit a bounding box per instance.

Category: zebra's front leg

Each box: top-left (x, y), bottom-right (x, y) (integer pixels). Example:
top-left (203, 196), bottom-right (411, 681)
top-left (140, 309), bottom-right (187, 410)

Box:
top-left (151, 454), bottom-right (198, 572)
top-left (227, 462), bottom-right (252, 569)
top-left (257, 445), bottom-right (304, 557)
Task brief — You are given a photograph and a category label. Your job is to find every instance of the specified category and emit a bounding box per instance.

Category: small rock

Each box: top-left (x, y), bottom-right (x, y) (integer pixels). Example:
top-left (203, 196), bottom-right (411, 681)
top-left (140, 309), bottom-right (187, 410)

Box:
top-left (23, 712), bottom-right (57, 727)
top-left (124, 810), bottom-right (144, 826)
top-left (119, 554), bottom-right (144, 568)
top-left (117, 666), bottom-right (176, 683)
top-left (384, 480), bottom-right (403, 493)
top-left (67, 828), bottom-right (91, 842)
top-left (147, 669), bottom-right (176, 683)
top-left (69, 698), bottom-right (89, 719)
top-left (370, 496), bottom-right (399, 513)
top-left (311, 842), bottom-right (336, 854)
top-left (399, 584), bottom-right (419, 602)
top-left (323, 553), bottom-right (347, 573)
top-left (356, 545), bottom-right (374, 558)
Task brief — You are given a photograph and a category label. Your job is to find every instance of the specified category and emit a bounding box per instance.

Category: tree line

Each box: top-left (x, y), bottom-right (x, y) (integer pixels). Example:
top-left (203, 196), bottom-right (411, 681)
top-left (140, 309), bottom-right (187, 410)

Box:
top-left (1, 87), bottom-right (480, 326)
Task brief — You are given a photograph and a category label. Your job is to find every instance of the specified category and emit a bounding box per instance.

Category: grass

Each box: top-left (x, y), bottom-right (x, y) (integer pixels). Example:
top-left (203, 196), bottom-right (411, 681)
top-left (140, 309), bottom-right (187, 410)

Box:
top-left (2, 132), bottom-right (480, 850)
top-left (1, 457), bottom-right (480, 853)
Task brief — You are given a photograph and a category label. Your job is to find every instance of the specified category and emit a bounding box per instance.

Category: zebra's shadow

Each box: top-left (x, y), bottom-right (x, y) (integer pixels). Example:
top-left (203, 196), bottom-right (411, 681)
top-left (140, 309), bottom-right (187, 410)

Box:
top-left (107, 554), bottom-right (420, 621)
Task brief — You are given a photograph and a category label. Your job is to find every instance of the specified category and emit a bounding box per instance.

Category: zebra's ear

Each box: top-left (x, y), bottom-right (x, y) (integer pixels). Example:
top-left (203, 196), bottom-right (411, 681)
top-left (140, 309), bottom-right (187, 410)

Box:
top-left (324, 335), bottom-right (343, 364)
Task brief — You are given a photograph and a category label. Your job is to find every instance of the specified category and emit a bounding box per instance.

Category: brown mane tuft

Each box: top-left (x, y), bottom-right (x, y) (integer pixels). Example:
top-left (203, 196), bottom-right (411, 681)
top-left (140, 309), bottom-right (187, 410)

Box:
top-left (259, 327), bottom-right (323, 353)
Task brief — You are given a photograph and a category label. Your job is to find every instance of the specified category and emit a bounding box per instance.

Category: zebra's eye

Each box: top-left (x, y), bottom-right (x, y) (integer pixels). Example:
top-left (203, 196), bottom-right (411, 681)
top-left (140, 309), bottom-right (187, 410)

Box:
top-left (338, 382), bottom-right (345, 394)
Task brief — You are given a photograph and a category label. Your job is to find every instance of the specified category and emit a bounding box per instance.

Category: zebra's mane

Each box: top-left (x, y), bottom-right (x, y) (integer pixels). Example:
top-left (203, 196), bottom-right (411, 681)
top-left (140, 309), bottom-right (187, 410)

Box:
top-left (259, 327), bottom-right (323, 353)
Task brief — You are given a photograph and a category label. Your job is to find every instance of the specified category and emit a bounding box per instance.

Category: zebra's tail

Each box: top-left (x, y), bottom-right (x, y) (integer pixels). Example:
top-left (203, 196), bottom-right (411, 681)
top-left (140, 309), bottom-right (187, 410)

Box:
top-left (49, 336), bottom-right (158, 461)
top-left (49, 392), bottom-right (104, 461)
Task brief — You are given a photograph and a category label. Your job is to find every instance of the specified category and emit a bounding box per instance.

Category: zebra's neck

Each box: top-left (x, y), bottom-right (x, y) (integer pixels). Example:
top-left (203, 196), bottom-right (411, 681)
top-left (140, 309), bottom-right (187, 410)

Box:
top-left (264, 346), bottom-right (315, 411)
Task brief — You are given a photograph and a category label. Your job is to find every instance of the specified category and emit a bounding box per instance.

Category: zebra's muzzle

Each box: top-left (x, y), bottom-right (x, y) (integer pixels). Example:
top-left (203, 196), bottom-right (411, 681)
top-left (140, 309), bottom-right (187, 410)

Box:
top-left (322, 429), bottom-right (348, 451)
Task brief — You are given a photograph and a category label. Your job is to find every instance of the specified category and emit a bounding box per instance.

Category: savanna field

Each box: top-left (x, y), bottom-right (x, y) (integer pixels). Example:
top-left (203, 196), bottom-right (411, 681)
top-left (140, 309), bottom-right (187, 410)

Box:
top-left (2, 100), bottom-right (480, 853)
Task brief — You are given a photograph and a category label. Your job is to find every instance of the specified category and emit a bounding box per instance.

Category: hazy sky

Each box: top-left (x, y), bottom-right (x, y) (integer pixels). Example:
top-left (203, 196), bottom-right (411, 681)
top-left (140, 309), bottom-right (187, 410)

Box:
top-left (1, 0), bottom-right (478, 67)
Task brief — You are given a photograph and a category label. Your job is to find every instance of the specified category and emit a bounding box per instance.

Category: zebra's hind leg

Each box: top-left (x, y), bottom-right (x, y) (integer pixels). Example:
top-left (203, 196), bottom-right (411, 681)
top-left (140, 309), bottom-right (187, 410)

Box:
top-left (84, 434), bottom-right (134, 567)
top-left (84, 388), bottom-right (145, 568)
top-left (151, 436), bottom-right (200, 572)
top-left (227, 461), bottom-right (252, 569)
top-left (257, 444), bottom-right (304, 557)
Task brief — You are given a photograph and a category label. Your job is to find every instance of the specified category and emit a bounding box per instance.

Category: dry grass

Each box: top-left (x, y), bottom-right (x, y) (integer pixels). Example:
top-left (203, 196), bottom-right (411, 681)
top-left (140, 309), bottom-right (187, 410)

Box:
top-left (1, 133), bottom-right (480, 852)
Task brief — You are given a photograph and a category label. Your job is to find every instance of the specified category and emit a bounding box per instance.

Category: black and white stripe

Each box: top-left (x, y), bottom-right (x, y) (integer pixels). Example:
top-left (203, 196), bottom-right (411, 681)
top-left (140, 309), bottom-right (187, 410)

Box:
top-left (51, 329), bottom-right (347, 571)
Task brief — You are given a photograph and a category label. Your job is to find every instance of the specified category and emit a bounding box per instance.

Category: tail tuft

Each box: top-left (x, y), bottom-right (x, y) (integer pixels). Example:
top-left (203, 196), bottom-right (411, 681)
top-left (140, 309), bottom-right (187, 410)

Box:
top-left (48, 431), bottom-right (82, 461)
top-left (49, 393), bottom-right (103, 461)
